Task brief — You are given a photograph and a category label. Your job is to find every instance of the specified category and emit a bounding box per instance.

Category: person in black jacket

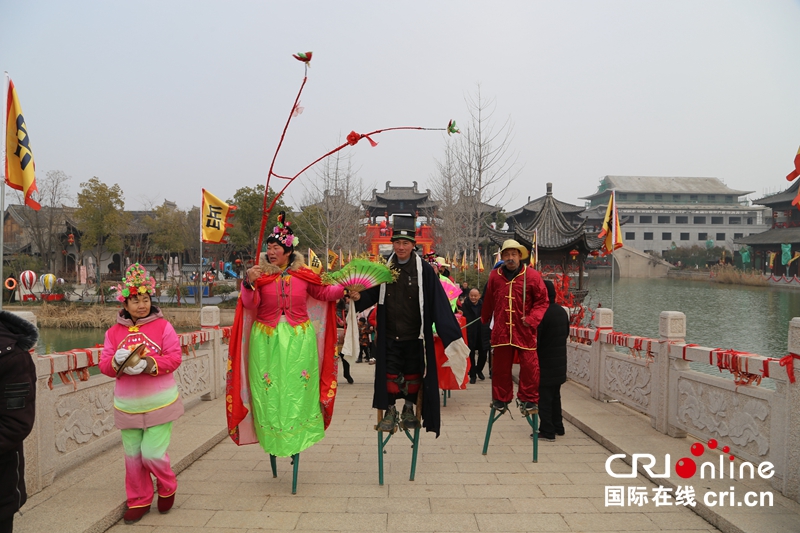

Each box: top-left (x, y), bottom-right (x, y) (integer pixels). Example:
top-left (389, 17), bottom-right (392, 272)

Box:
top-left (462, 288), bottom-right (490, 384)
top-left (0, 311), bottom-right (38, 533)
top-left (536, 280), bottom-right (569, 441)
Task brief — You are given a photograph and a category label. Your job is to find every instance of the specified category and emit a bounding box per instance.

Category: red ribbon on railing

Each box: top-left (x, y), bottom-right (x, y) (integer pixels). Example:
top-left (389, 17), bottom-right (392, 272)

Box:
top-left (779, 353), bottom-right (800, 383)
top-left (682, 344), bottom-right (698, 360)
top-left (594, 326), bottom-right (613, 342)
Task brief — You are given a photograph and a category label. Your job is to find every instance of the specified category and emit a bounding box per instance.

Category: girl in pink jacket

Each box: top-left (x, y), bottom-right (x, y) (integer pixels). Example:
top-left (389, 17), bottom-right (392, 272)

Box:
top-left (99, 264), bottom-right (183, 524)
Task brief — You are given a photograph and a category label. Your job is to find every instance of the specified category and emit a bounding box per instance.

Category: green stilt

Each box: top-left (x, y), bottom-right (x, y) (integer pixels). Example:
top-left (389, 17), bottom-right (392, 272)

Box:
top-left (376, 409), bottom-right (395, 486)
top-left (407, 427), bottom-right (420, 481)
top-left (482, 406), bottom-right (506, 455)
top-left (442, 389), bottom-right (447, 406)
top-left (269, 454), bottom-right (277, 478)
top-left (291, 454), bottom-right (300, 494)
top-left (524, 413), bottom-right (539, 463)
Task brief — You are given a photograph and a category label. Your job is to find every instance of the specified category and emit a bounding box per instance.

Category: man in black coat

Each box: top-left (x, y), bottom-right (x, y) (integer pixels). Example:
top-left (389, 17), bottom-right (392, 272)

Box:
top-left (352, 215), bottom-right (469, 435)
top-left (0, 311), bottom-right (38, 533)
top-left (536, 280), bottom-right (569, 441)
top-left (462, 288), bottom-right (490, 384)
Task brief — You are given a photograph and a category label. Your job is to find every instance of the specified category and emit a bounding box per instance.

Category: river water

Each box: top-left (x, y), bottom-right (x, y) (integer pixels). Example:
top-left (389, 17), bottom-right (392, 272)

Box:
top-left (586, 277), bottom-right (800, 359)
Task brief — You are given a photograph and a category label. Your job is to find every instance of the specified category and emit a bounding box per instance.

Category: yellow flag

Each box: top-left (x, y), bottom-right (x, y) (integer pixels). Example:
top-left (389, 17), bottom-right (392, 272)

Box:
top-left (339, 248), bottom-right (344, 268)
top-left (5, 78), bottom-right (40, 210)
top-left (201, 189), bottom-right (236, 243)
top-left (327, 249), bottom-right (339, 270)
top-left (308, 248), bottom-right (323, 274)
top-left (460, 250), bottom-right (467, 270)
top-left (477, 250), bottom-right (484, 272)
top-left (598, 191), bottom-right (623, 255)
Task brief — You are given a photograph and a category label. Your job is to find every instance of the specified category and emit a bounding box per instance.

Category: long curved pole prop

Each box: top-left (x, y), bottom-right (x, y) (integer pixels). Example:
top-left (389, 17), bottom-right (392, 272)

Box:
top-left (256, 52), bottom-right (459, 254)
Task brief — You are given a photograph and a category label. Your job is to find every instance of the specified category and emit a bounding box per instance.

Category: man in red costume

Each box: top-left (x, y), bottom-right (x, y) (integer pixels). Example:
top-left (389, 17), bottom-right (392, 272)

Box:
top-left (481, 239), bottom-right (549, 415)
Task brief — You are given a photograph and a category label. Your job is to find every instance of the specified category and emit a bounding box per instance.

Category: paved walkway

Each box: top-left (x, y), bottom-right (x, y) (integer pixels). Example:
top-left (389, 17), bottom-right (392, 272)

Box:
top-left (17, 361), bottom-right (800, 532)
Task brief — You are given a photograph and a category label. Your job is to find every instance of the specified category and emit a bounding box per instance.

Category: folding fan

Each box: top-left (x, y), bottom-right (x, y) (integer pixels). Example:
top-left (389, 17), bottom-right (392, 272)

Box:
top-left (323, 258), bottom-right (397, 291)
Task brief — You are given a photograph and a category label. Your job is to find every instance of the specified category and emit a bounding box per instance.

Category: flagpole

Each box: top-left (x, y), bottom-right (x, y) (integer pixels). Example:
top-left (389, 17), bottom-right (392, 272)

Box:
top-left (198, 193), bottom-right (203, 309)
top-left (611, 190), bottom-right (616, 310)
top-left (0, 73), bottom-right (8, 311)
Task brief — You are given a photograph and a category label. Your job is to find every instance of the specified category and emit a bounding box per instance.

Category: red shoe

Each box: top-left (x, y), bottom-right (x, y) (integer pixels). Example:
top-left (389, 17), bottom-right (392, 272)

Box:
top-left (123, 506), bottom-right (150, 524)
top-left (158, 493), bottom-right (175, 514)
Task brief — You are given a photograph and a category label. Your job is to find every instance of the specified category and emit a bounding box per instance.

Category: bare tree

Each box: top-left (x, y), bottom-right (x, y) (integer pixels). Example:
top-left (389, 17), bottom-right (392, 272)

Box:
top-left (293, 151), bottom-right (367, 264)
top-left (11, 169), bottom-right (72, 274)
top-left (431, 85), bottom-right (519, 261)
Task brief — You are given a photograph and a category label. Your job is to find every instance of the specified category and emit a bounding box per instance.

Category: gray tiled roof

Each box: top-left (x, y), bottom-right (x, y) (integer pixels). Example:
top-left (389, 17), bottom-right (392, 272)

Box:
top-left (752, 180), bottom-right (800, 206)
top-left (582, 176), bottom-right (752, 200)
top-left (735, 226), bottom-right (800, 245)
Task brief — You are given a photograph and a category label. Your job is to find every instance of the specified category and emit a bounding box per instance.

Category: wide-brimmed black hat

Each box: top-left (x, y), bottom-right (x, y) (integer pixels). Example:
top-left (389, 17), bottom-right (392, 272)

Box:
top-left (391, 215), bottom-right (416, 243)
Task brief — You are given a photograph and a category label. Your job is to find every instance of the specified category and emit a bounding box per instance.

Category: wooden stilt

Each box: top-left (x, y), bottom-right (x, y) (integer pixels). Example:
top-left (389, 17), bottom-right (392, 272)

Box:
top-left (269, 454), bottom-right (277, 478)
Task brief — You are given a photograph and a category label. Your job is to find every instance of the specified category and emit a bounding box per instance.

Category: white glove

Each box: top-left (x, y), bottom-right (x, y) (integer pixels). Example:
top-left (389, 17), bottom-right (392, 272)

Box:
top-left (123, 360), bottom-right (147, 376)
top-left (114, 348), bottom-right (131, 365)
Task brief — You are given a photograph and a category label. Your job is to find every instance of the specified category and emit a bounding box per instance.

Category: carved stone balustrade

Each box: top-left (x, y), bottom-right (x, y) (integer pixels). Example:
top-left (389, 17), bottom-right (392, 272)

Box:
top-left (567, 310), bottom-right (800, 503)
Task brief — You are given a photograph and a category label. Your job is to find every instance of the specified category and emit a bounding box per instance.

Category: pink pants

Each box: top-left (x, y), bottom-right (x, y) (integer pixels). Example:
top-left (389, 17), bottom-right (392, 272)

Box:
top-left (120, 422), bottom-right (177, 508)
top-left (491, 346), bottom-right (539, 404)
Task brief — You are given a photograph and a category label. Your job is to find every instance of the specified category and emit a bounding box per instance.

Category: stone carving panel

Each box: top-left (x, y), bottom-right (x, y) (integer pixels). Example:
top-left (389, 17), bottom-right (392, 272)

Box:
top-left (54, 385), bottom-right (115, 453)
top-left (176, 356), bottom-right (211, 399)
top-left (604, 357), bottom-right (651, 409)
top-left (677, 378), bottom-right (769, 457)
top-left (567, 349), bottom-right (590, 384)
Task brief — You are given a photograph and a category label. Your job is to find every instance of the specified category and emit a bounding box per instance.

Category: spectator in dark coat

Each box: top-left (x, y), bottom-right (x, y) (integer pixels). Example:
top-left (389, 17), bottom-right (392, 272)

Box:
top-left (462, 288), bottom-right (491, 384)
top-left (536, 280), bottom-right (569, 441)
top-left (0, 311), bottom-right (38, 533)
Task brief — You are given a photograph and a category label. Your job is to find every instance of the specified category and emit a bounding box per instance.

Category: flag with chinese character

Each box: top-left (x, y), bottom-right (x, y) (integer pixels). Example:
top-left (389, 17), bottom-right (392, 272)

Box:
top-left (598, 191), bottom-right (623, 255)
top-left (201, 189), bottom-right (236, 243)
top-left (786, 145), bottom-right (800, 181)
top-left (307, 248), bottom-right (323, 274)
top-left (4, 77), bottom-right (40, 210)
top-left (327, 249), bottom-right (339, 270)
top-left (476, 250), bottom-right (484, 272)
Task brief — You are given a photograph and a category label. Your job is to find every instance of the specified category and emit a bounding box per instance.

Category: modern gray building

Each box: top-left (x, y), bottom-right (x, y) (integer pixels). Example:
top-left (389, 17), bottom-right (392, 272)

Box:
top-left (581, 176), bottom-right (771, 256)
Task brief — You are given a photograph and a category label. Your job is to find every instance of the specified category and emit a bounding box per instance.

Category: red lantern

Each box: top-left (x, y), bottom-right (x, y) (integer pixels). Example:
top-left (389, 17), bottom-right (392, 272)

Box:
top-left (67, 233), bottom-right (75, 245)
top-left (62, 250), bottom-right (67, 255)
top-left (569, 249), bottom-right (580, 261)
top-left (235, 259), bottom-right (242, 265)
top-left (590, 250), bottom-right (599, 257)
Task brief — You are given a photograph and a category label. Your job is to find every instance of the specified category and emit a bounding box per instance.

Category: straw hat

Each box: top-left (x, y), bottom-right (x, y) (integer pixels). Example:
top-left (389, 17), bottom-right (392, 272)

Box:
top-left (499, 239), bottom-right (529, 260)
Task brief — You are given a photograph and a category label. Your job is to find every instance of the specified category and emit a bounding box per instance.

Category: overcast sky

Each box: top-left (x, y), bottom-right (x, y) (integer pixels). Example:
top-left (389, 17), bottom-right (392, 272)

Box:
top-left (3, 1), bottom-right (800, 214)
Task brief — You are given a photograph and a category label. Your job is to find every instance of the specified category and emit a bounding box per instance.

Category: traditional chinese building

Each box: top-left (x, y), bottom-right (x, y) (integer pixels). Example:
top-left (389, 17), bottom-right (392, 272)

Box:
top-left (361, 181), bottom-right (439, 256)
top-left (487, 183), bottom-right (602, 293)
top-left (735, 181), bottom-right (797, 274)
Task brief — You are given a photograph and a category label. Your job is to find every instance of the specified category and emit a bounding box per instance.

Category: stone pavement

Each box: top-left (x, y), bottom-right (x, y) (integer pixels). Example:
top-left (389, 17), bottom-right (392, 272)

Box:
top-left (17, 360), bottom-right (800, 532)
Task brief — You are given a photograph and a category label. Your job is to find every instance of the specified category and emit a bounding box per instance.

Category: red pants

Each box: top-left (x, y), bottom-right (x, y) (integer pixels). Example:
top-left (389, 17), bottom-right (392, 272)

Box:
top-left (491, 345), bottom-right (539, 404)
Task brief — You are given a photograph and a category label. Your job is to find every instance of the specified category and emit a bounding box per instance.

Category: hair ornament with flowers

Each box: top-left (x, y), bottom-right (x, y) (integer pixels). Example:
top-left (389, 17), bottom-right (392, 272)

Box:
top-left (271, 211), bottom-right (300, 248)
top-left (115, 263), bottom-right (157, 303)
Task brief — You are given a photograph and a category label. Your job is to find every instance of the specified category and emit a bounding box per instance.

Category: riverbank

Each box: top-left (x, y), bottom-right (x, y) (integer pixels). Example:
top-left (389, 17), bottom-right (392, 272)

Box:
top-left (3, 303), bottom-right (236, 328)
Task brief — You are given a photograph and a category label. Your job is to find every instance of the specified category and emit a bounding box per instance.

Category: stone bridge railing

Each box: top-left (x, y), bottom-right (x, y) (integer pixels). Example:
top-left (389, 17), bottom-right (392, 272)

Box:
top-left (567, 308), bottom-right (800, 503)
top-left (21, 306), bottom-right (231, 496)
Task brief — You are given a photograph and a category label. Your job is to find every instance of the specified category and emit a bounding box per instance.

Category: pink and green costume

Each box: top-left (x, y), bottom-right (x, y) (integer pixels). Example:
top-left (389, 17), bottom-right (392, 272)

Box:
top-left (226, 257), bottom-right (343, 457)
top-left (99, 308), bottom-right (184, 509)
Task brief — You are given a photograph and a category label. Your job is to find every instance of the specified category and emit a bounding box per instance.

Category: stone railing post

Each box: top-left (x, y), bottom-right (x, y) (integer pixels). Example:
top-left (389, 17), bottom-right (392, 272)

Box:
top-left (590, 308), bottom-right (613, 400)
top-left (778, 317), bottom-right (800, 500)
top-left (652, 311), bottom-right (687, 437)
top-left (200, 306), bottom-right (222, 400)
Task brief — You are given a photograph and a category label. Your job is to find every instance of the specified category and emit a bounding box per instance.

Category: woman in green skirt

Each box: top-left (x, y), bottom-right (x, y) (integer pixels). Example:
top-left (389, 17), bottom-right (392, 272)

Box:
top-left (226, 213), bottom-right (345, 460)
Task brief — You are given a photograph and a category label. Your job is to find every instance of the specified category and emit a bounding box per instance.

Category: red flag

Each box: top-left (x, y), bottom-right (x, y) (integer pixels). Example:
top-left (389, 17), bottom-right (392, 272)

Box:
top-left (786, 146), bottom-right (800, 181)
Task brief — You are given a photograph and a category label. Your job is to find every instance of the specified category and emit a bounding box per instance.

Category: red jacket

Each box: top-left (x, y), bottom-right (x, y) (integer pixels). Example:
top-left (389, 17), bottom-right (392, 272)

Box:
top-left (481, 264), bottom-right (548, 350)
